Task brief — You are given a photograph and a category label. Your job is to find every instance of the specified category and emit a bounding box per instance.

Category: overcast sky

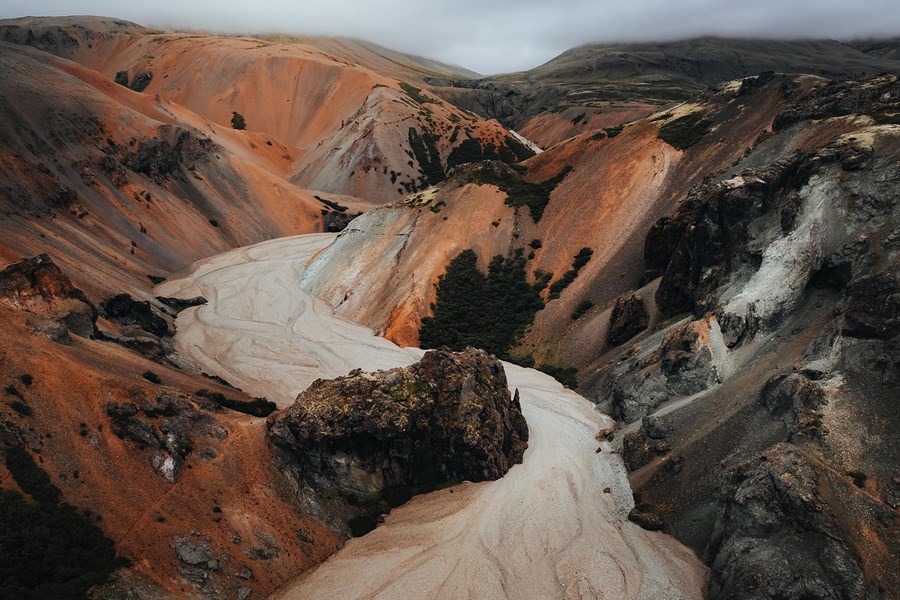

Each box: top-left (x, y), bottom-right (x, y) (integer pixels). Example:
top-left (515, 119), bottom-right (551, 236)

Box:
top-left (3, 0), bottom-right (900, 74)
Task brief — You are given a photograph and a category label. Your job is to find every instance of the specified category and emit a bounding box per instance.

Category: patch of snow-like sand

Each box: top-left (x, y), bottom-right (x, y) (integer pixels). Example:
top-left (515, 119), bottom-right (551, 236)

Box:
top-left (158, 234), bottom-right (707, 599)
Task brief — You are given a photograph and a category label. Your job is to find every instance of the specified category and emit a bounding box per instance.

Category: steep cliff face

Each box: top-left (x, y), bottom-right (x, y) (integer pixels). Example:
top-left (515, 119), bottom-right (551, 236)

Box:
top-left (586, 79), bottom-right (900, 598)
top-left (267, 348), bottom-right (528, 534)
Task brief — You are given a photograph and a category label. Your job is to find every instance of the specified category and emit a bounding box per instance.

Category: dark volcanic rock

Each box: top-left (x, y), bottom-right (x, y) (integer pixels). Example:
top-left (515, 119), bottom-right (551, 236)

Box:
top-left (842, 270), bottom-right (900, 339)
top-left (100, 293), bottom-right (168, 337)
top-left (660, 321), bottom-right (719, 395)
top-left (323, 211), bottom-right (355, 232)
top-left (267, 348), bottom-right (528, 533)
top-left (759, 373), bottom-right (825, 440)
top-left (0, 253), bottom-right (97, 341)
top-left (106, 392), bottom-right (225, 483)
top-left (122, 127), bottom-right (215, 183)
top-left (156, 295), bottom-right (208, 317)
top-left (705, 444), bottom-right (866, 600)
top-left (773, 75), bottom-right (900, 132)
top-left (622, 416), bottom-right (671, 471)
top-left (607, 295), bottom-right (649, 347)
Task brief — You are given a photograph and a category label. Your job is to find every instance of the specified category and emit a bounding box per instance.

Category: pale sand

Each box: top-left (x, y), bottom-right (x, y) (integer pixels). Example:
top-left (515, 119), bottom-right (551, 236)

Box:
top-left (157, 234), bottom-right (708, 599)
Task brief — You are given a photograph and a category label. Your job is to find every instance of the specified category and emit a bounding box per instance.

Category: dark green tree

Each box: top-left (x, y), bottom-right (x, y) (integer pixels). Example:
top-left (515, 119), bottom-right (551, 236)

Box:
top-left (419, 249), bottom-right (543, 358)
top-left (231, 111), bottom-right (246, 130)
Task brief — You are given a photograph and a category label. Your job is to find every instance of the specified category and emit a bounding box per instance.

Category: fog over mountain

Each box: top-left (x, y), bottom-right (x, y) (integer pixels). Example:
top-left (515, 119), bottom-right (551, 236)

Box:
top-left (4, 0), bottom-right (900, 73)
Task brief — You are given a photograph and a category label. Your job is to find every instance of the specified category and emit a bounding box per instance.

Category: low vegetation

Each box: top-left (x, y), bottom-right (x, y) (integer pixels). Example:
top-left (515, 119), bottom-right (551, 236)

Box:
top-left (419, 249), bottom-right (544, 358)
top-left (571, 300), bottom-right (594, 320)
top-left (195, 389), bottom-right (277, 417)
top-left (657, 112), bottom-right (712, 150)
top-left (315, 195), bottom-right (348, 212)
top-left (231, 111), bottom-right (246, 130)
top-left (399, 82), bottom-right (436, 105)
top-left (548, 248), bottom-right (593, 300)
top-left (1, 446), bottom-right (126, 598)
top-left (536, 364), bottom-right (579, 389)
top-left (471, 164), bottom-right (573, 222)
top-left (408, 128), bottom-right (445, 187)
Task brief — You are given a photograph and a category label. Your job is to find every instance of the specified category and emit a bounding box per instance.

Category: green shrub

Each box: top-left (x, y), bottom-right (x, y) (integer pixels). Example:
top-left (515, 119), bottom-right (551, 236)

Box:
top-left (4, 385), bottom-right (22, 399)
top-left (9, 401), bottom-right (32, 416)
top-left (141, 371), bottom-right (161, 384)
top-left (447, 138), bottom-right (485, 168)
top-left (604, 124), bottom-right (624, 137)
top-left (19, 374), bottom-right (33, 386)
top-left (196, 389), bottom-right (277, 417)
top-left (399, 82), bottom-right (435, 105)
top-left (231, 111), bottom-right (246, 130)
top-left (548, 248), bottom-right (593, 300)
top-left (847, 470), bottom-right (868, 488)
top-left (471, 164), bottom-right (572, 222)
top-left (532, 270), bottom-right (552, 293)
top-left (657, 112), bottom-right (712, 150)
top-left (408, 128), bottom-right (445, 186)
top-left (419, 249), bottom-right (544, 359)
top-left (537, 364), bottom-right (579, 389)
top-left (1, 446), bottom-right (125, 598)
top-left (570, 112), bottom-right (586, 125)
top-left (314, 195), bottom-right (348, 212)
top-left (529, 239), bottom-right (542, 249)
top-left (571, 300), bottom-right (594, 320)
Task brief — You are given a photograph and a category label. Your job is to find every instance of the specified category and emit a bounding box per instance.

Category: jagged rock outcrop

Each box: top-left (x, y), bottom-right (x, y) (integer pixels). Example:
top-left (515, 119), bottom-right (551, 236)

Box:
top-left (590, 317), bottom-right (722, 422)
top-left (322, 211), bottom-right (355, 232)
top-left (100, 293), bottom-right (169, 337)
top-left (773, 75), bottom-right (900, 132)
top-left (267, 348), bottom-right (528, 534)
top-left (106, 391), bottom-right (227, 483)
top-left (607, 294), bottom-right (649, 347)
top-left (622, 416), bottom-right (670, 471)
top-left (121, 126), bottom-right (215, 183)
top-left (588, 76), bottom-right (900, 599)
top-left (705, 444), bottom-right (868, 600)
top-left (0, 253), bottom-right (97, 342)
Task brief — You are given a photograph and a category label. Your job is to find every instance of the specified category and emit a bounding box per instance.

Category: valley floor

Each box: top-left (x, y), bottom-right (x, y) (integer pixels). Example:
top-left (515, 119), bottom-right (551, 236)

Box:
top-left (158, 234), bottom-right (708, 599)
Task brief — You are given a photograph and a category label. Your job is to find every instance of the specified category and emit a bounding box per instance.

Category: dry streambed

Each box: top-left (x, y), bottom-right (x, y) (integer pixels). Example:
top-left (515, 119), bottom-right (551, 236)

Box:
top-left (157, 234), bottom-right (707, 599)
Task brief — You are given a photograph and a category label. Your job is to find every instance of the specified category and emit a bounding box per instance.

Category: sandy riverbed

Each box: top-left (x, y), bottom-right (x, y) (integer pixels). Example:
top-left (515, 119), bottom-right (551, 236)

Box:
top-left (157, 233), bottom-right (708, 599)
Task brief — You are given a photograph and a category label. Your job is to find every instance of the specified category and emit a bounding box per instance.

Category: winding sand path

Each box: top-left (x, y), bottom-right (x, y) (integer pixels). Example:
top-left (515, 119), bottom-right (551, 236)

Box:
top-left (157, 234), bottom-right (707, 599)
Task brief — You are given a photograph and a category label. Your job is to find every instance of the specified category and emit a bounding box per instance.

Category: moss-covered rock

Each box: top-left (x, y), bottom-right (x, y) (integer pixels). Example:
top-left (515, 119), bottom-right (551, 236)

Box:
top-left (267, 348), bottom-right (528, 535)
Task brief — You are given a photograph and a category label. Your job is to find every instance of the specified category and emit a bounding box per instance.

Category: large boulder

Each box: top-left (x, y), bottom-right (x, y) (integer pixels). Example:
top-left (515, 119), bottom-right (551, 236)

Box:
top-left (100, 293), bottom-right (168, 337)
top-left (0, 253), bottom-right (97, 342)
top-left (607, 294), bottom-right (649, 347)
top-left (705, 444), bottom-right (867, 600)
top-left (267, 348), bottom-right (528, 534)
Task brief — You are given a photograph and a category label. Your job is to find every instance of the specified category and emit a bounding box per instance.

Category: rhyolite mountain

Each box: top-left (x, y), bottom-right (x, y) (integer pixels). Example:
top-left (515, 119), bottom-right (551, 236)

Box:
top-left (1, 14), bottom-right (898, 600)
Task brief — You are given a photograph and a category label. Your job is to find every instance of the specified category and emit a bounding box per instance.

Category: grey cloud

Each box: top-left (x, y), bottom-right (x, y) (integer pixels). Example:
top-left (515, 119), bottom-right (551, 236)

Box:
top-left (2, 0), bottom-right (899, 74)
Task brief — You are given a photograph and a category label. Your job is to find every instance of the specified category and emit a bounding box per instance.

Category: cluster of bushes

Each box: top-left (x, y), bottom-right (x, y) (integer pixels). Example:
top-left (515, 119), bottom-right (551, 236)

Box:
top-left (447, 137), bottom-right (535, 170)
top-left (399, 82), bottom-right (435, 105)
top-left (1, 446), bottom-right (126, 598)
top-left (419, 249), bottom-right (544, 358)
top-left (195, 389), bottom-right (276, 417)
top-left (571, 300), bottom-right (594, 320)
top-left (536, 364), bottom-right (579, 389)
top-left (471, 165), bottom-right (573, 222)
top-left (407, 128), bottom-right (445, 187)
top-left (657, 112), bottom-right (712, 150)
top-left (314, 195), bottom-right (348, 213)
top-left (548, 248), bottom-right (594, 300)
